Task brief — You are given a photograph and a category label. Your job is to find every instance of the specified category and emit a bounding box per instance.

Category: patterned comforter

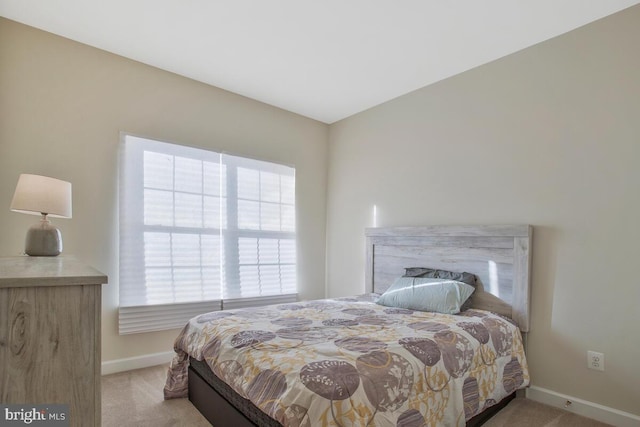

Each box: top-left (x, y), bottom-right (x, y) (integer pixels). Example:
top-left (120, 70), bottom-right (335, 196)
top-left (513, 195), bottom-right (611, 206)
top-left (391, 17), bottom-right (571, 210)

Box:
top-left (164, 295), bottom-right (529, 426)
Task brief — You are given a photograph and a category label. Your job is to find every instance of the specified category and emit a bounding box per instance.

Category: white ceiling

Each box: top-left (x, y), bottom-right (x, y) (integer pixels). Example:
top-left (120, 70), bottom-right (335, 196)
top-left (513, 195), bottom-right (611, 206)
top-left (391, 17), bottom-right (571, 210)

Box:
top-left (1, 1), bottom-right (639, 123)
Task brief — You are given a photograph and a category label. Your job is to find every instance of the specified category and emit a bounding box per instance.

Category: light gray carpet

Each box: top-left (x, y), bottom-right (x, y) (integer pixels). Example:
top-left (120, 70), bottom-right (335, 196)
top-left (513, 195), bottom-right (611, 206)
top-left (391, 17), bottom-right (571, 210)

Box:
top-left (102, 364), bottom-right (613, 427)
top-left (483, 397), bottom-right (612, 427)
top-left (102, 364), bottom-right (209, 427)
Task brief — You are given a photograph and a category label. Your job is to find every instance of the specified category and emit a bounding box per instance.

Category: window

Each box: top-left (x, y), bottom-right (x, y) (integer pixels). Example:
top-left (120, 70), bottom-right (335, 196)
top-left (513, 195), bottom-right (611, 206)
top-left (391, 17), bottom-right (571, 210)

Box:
top-left (119, 135), bottom-right (296, 334)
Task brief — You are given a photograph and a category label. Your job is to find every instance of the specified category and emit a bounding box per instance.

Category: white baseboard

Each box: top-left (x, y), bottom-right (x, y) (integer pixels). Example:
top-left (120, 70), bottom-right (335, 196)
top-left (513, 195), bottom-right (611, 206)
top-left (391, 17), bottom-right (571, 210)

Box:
top-left (101, 351), bottom-right (175, 376)
top-left (527, 386), bottom-right (640, 427)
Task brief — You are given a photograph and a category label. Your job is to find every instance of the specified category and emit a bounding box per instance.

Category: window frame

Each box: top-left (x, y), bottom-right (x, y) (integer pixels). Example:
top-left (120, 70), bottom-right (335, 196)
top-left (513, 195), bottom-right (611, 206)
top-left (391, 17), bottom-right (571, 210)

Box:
top-left (118, 134), bottom-right (297, 335)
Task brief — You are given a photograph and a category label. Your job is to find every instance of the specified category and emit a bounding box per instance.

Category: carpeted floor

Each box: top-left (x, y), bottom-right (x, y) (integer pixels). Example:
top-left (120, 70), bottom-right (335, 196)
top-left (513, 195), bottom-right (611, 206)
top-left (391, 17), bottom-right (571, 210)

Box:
top-left (102, 364), bottom-right (209, 427)
top-left (482, 397), bottom-right (612, 427)
top-left (102, 364), bottom-right (613, 427)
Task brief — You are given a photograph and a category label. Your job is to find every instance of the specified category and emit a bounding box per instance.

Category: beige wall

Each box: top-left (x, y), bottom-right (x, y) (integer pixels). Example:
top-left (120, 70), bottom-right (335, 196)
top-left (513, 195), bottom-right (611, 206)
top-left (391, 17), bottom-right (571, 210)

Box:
top-left (0, 18), bottom-right (328, 362)
top-left (327, 5), bottom-right (640, 416)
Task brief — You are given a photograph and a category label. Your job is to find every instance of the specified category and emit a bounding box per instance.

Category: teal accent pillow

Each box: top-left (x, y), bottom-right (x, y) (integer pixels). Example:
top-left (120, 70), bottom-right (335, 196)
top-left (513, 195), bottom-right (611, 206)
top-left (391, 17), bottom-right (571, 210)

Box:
top-left (376, 277), bottom-right (475, 314)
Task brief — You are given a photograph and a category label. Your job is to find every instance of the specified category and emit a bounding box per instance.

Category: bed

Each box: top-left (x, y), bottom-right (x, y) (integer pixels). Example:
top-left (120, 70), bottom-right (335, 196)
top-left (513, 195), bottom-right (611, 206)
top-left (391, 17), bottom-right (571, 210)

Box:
top-left (165, 225), bottom-right (532, 426)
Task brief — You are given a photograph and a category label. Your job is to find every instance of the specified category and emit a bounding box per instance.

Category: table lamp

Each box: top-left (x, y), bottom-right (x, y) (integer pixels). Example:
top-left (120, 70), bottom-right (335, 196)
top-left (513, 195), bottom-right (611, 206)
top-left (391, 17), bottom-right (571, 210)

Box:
top-left (10, 174), bottom-right (72, 256)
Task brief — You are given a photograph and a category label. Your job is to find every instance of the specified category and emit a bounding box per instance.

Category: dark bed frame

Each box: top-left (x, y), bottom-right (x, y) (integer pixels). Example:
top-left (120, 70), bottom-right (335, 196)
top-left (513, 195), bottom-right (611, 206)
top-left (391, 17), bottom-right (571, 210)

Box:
top-left (186, 225), bottom-right (532, 426)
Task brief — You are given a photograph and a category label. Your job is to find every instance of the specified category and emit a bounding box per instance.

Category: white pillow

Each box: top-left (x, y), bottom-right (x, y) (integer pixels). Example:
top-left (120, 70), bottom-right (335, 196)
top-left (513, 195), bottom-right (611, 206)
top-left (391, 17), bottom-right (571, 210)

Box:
top-left (376, 277), bottom-right (475, 314)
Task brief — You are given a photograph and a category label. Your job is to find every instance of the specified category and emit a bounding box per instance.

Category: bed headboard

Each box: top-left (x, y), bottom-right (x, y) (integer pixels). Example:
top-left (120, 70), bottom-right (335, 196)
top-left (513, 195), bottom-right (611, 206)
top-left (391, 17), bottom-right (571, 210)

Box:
top-left (365, 225), bottom-right (532, 332)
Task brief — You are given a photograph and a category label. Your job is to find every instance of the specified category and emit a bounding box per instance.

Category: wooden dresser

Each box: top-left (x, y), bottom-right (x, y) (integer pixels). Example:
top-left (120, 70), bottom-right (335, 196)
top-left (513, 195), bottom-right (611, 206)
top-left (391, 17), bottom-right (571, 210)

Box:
top-left (0, 256), bottom-right (107, 427)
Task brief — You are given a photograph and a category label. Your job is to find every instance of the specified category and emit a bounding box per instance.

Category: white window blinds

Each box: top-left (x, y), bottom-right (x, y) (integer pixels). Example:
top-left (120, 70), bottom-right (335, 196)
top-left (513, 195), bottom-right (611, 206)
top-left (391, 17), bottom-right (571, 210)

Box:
top-left (119, 135), bottom-right (296, 334)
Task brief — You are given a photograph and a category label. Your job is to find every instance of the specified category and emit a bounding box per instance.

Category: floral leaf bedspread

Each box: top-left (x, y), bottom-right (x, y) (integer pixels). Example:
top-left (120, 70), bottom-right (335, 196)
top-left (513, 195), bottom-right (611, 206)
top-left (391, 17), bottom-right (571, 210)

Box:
top-left (164, 295), bottom-right (529, 426)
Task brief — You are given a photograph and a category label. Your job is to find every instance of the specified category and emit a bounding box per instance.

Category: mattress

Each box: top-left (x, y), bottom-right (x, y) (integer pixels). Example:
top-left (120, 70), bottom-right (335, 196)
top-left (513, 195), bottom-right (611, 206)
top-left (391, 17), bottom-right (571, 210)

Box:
top-left (165, 294), bottom-right (529, 426)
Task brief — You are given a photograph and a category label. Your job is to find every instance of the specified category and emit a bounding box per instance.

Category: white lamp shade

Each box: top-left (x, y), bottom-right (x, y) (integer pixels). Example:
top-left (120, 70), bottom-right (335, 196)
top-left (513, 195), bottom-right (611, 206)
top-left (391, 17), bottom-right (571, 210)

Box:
top-left (10, 174), bottom-right (72, 218)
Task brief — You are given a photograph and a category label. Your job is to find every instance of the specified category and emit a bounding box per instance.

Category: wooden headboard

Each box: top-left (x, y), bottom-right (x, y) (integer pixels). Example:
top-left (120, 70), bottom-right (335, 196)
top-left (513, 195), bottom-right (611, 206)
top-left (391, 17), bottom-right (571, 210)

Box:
top-left (365, 225), bottom-right (532, 332)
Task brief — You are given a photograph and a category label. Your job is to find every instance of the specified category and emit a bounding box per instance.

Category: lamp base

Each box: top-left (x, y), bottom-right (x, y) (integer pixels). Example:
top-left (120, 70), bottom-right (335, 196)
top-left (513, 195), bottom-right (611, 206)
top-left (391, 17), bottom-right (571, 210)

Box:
top-left (25, 217), bottom-right (63, 256)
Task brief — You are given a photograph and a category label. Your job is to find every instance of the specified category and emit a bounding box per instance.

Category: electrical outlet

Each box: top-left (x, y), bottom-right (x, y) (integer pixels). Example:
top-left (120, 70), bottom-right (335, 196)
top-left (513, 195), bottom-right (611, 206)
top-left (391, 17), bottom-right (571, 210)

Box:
top-left (587, 351), bottom-right (604, 371)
